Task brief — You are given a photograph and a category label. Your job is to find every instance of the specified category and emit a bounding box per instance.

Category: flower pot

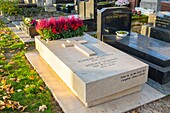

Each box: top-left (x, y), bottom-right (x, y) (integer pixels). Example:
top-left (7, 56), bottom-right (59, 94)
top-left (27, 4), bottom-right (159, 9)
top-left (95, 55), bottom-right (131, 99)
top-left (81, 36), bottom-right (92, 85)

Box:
top-left (20, 22), bottom-right (38, 38)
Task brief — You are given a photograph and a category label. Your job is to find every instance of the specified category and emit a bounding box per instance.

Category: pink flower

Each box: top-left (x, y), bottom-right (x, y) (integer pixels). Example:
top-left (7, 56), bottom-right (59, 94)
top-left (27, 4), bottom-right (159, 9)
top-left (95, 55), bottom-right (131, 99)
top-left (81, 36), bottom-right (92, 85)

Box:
top-left (35, 15), bottom-right (85, 39)
top-left (36, 19), bottom-right (49, 29)
top-left (36, 19), bottom-right (50, 35)
top-left (52, 27), bottom-right (58, 34)
top-left (30, 19), bottom-right (37, 26)
top-left (49, 17), bottom-right (57, 27)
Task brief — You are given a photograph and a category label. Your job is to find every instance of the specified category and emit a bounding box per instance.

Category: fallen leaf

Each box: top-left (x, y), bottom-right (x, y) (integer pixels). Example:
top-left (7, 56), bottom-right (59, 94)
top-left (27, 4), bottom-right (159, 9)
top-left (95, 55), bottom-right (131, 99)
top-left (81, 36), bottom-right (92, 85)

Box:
top-left (0, 106), bottom-right (5, 110)
top-left (1, 84), bottom-right (11, 90)
top-left (0, 100), bottom-right (5, 110)
top-left (39, 86), bottom-right (44, 91)
top-left (10, 87), bottom-right (15, 94)
top-left (9, 78), bottom-right (17, 81)
top-left (16, 79), bottom-right (20, 83)
top-left (8, 61), bottom-right (15, 65)
top-left (25, 85), bottom-right (29, 88)
top-left (17, 89), bottom-right (22, 92)
top-left (0, 69), bottom-right (4, 73)
top-left (3, 96), bottom-right (10, 100)
top-left (39, 105), bottom-right (47, 112)
top-left (0, 100), bottom-right (5, 106)
top-left (1, 79), bottom-right (6, 84)
top-left (18, 105), bottom-right (27, 112)
top-left (6, 104), bottom-right (12, 108)
top-left (1, 57), bottom-right (6, 60)
top-left (29, 76), bottom-right (35, 80)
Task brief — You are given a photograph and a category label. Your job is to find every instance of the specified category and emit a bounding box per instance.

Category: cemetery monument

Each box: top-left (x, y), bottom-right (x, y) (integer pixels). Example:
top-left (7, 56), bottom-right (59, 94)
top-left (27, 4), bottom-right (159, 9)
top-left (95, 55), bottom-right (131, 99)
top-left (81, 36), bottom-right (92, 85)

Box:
top-left (35, 33), bottom-right (148, 107)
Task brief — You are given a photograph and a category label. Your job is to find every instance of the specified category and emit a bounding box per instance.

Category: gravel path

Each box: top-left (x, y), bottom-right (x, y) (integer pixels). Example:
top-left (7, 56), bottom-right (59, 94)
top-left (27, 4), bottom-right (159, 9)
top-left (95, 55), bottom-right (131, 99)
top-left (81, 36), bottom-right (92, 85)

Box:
top-left (127, 96), bottom-right (170, 113)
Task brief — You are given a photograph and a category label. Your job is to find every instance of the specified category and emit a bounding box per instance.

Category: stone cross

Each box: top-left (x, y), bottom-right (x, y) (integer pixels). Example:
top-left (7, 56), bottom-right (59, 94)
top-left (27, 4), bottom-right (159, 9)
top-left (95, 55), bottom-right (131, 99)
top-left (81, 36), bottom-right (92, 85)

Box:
top-left (62, 39), bottom-right (96, 57)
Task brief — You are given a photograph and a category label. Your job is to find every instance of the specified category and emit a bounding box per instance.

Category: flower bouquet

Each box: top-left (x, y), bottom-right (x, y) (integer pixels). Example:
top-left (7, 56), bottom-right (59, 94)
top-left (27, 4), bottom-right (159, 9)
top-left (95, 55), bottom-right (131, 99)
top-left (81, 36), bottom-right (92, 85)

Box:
top-left (23, 17), bottom-right (37, 27)
top-left (20, 17), bottom-right (38, 38)
top-left (115, 0), bottom-right (130, 6)
top-left (36, 16), bottom-right (87, 40)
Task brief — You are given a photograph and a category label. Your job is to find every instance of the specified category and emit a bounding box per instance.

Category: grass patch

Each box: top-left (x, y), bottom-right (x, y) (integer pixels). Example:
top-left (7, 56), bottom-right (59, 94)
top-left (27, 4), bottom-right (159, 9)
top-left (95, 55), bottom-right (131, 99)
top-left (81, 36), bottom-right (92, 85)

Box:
top-left (0, 19), bottom-right (63, 112)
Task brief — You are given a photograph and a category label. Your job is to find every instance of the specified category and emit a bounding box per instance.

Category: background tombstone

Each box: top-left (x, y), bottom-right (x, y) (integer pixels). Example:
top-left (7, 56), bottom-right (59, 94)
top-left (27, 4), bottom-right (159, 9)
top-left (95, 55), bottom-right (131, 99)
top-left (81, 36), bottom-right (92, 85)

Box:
top-left (45, 0), bottom-right (56, 12)
top-left (140, 0), bottom-right (161, 12)
top-left (97, 7), bottom-right (132, 40)
top-left (141, 12), bottom-right (170, 43)
top-left (53, 0), bottom-right (74, 3)
top-left (78, 0), bottom-right (97, 20)
top-left (24, 0), bottom-right (36, 4)
top-left (76, 0), bottom-right (97, 32)
top-left (19, 0), bottom-right (24, 3)
top-left (36, 0), bottom-right (44, 6)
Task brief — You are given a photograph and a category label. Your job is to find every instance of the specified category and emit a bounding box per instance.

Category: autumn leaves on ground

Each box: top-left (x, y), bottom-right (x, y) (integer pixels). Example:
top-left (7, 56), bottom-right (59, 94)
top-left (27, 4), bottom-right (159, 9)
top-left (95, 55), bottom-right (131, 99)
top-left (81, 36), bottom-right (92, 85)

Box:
top-left (0, 19), bottom-right (63, 112)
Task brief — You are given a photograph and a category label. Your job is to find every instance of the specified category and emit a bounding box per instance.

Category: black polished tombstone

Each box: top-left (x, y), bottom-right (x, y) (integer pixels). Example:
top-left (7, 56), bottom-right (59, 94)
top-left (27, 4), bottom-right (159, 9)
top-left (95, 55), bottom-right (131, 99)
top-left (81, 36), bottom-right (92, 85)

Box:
top-left (149, 13), bottom-right (170, 43)
top-left (97, 1), bottom-right (115, 10)
top-left (103, 33), bottom-right (170, 85)
top-left (53, 0), bottom-right (74, 3)
top-left (150, 26), bottom-right (170, 43)
top-left (155, 16), bottom-right (170, 30)
top-left (97, 7), bottom-right (132, 40)
top-left (141, 12), bottom-right (170, 43)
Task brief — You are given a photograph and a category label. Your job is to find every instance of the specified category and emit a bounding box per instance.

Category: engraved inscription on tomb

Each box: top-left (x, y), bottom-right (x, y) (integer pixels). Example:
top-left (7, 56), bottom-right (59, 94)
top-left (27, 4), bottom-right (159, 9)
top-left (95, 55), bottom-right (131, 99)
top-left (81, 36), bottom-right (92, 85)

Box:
top-left (78, 53), bottom-right (118, 69)
top-left (120, 69), bottom-right (146, 82)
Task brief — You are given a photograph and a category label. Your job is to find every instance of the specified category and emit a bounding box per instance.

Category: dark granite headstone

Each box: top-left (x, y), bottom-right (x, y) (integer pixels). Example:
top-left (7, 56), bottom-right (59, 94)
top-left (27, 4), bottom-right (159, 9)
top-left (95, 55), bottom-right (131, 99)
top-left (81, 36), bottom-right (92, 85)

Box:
top-left (155, 16), bottom-right (170, 30)
top-left (102, 33), bottom-right (170, 84)
top-left (18, 3), bottom-right (37, 8)
top-left (53, 0), bottom-right (74, 3)
top-left (97, 2), bottom-right (115, 10)
top-left (150, 26), bottom-right (170, 43)
top-left (97, 7), bottom-right (132, 40)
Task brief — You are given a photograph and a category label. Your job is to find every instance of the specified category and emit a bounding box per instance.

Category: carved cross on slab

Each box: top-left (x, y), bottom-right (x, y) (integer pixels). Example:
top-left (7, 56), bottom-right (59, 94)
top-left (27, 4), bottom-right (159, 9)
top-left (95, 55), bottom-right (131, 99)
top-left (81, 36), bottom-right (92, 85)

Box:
top-left (62, 39), bottom-right (96, 57)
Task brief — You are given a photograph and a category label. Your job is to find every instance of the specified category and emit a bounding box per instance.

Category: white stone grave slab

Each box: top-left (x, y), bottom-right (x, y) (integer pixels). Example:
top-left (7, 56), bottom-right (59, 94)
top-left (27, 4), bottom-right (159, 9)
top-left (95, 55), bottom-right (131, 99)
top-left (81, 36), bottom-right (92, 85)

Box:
top-left (35, 33), bottom-right (149, 107)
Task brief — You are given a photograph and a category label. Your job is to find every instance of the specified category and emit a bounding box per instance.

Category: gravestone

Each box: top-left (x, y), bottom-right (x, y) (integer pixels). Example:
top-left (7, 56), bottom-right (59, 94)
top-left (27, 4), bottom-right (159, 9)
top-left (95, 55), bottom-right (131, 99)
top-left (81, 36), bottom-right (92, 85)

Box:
top-left (79, 1), bottom-right (85, 18)
top-left (97, 7), bottom-right (132, 40)
top-left (78, 0), bottom-right (97, 20)
top-left (45, 0), bottom-right (56, 12)
top-left (53, 0), bottom-right (74, 3)
top-left (149, 26), bottom-right (170, 43)
top-left (141, 12), bottom-right (170, 43)
top-left (24, 0), bottom-right (36, 4)
top-left (103, 33), bottom-right (170, 85)
top-left (155, 16), bottom-right (170, 30)
top-left (36, 0), bottom-right (44, 6)
top-left (77, 0), bottom-right (97, 31)
top-left (140, 0), bottom-right (161, 11)
top-left (35, 33), bottom-right (148, 107)
top-left (19, 0), bottom-right (24, 3)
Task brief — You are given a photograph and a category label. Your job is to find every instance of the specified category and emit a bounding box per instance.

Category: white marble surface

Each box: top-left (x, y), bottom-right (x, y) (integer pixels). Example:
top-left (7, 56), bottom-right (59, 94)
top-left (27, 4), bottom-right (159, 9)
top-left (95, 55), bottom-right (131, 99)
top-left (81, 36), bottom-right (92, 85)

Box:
top-left (35, 33), bottom-right (148, 107)
top-left (25, 51), bottom-right (165, 113)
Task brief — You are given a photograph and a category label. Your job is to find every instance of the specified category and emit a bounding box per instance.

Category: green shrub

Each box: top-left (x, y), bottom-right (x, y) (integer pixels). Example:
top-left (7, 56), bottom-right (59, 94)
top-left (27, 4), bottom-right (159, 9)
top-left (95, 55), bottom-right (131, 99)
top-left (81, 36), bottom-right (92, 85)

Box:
top-left (0, 0), bottom-right (22, 16)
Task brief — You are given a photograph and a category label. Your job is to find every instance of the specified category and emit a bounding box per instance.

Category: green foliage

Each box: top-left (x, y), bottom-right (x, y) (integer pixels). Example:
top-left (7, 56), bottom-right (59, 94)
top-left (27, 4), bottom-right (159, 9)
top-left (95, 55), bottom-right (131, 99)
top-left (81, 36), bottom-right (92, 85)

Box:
top-left (20, 7), bottom-right (45, 17)
top-left (0, 19), bottom-right (62, 112)
top-left (0, 0), bottom-right (21, 16)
